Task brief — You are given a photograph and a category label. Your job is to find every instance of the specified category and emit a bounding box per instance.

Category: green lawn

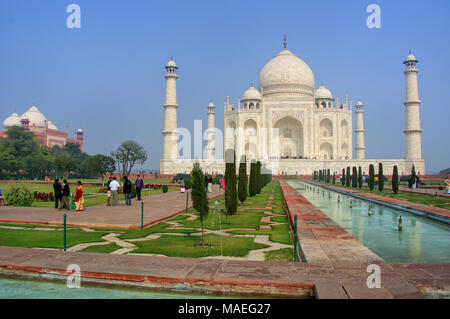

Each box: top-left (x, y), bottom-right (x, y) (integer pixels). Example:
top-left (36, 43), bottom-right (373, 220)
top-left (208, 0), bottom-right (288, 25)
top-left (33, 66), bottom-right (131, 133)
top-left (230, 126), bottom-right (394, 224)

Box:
top-left (0, 181), bottom-right (177, 208)
top-left (132, 234), bottom-right (269, 258)
top-left (313, 181), bottom-right (450, 210)
top-left (0, 227), bottom-right (108, 249)
top-left (79, 243), bottom-right (122, 253)
top-left (265, 248), bottom-right (294, 262)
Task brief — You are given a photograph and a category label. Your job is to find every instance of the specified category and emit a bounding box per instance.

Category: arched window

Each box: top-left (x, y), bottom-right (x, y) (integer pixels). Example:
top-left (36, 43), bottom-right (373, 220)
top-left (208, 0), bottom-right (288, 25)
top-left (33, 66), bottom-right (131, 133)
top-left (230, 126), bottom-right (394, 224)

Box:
top-left (249, 103), bottom-right (254, 109)
top-left (321, 102), bottom-right (327, 108)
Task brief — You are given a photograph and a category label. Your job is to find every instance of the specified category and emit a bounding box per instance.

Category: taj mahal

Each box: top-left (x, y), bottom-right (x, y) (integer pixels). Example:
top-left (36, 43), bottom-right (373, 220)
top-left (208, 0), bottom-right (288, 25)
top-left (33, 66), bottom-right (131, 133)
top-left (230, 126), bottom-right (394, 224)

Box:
top-left (160, 38), bottom-right (425, 176)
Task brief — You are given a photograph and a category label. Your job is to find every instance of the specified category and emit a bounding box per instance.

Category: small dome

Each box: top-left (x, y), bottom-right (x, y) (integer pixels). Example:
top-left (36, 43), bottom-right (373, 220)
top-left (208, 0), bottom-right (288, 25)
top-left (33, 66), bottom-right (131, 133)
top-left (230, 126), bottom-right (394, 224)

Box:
top-left (3, 112), bottom-right (21, 128)
top-left (242, 86), bottom-right (261, 100)
top-left (356, 100), bottom-right (363, 106)
top-left (315, 85), bottom-right (333, 100)
top-left (77, 128), bottom-right (84, 133)
top-left (167, 59), bottom-right (176, 67)
top-left (208, 102), bottom-right (215, 107)
top-left (47, 120), bottom-right (58, 130)
top-left (20, 105), bottom-right (47, 127)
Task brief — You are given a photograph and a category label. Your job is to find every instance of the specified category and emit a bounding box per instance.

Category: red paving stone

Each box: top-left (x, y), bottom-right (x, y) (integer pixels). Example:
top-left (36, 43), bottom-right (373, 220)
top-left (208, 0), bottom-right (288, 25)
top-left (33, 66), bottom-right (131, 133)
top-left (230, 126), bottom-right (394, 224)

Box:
top-left (0, 185), bottom-right (221, 229)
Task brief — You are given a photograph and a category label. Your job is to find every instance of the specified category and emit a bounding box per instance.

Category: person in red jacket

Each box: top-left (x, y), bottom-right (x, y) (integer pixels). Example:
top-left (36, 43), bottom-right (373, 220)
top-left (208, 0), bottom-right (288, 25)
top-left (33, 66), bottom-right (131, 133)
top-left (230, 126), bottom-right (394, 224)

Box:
top-left (74, 181), bottom-right (84, 211)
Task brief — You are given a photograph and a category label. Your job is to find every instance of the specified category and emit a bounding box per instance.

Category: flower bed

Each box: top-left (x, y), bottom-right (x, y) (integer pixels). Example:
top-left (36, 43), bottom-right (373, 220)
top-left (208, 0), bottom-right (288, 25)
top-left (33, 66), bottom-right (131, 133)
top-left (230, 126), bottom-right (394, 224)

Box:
top-left (33, 191), bottom-right (55, 202)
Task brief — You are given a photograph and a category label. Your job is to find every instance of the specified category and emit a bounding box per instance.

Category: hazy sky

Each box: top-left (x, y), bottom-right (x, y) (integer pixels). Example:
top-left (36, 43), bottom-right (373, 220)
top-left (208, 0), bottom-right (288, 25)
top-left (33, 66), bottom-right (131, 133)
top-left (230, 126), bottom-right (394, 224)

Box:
top-left (1, 0), bottom-right (449, 173)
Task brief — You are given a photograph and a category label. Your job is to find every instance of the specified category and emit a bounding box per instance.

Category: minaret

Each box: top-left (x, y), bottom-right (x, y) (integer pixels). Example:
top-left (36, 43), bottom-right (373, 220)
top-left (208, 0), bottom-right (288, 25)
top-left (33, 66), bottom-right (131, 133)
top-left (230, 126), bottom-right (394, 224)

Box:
top-left (162, 58), bottom-right (178, 161)
top-left (206, 102), bottom-right (215, 160)
top-left (354, 100), bottom-right (365, 159)
top-left (403, 52), bottom-right (423, 160)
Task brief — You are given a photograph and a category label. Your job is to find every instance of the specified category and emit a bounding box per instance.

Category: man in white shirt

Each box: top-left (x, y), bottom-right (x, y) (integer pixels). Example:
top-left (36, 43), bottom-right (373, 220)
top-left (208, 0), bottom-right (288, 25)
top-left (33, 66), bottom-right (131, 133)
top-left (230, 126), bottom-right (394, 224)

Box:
top-left (109, 177), bottom-right (120, 206)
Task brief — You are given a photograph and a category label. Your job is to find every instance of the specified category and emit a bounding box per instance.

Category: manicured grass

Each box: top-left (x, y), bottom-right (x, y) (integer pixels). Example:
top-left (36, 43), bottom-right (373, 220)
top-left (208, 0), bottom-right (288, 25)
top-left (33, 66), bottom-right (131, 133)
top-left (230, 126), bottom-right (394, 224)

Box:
top-left (80, 243), bottom-right (122, 253)
top-left (265, 248), bottom-right (294, 262)
top-left (119, 222), bottom-right (198, 240)
top-left (228, 224), bottom-right (292, 245)
top-left (271, 216), bottom-right (288, 223)
top-left (132, 234), bottom-right (269, 258)
top-left (313, 181), bottom-right (450, 210)
top-left (0, 228), bottom-right (108, 249)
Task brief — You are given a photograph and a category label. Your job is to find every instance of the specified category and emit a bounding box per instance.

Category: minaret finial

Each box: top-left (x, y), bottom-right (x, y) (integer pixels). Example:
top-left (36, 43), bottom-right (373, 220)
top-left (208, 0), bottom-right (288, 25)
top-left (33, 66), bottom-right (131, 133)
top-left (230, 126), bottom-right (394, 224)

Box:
top-left (283, 34), bottom-right (287, 49)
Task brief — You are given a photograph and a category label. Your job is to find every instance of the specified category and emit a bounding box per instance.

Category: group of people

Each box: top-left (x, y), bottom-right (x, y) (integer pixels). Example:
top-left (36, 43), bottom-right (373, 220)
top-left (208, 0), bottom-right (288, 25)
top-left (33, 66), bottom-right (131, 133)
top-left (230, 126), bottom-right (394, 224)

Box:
top-left (204, 175), bottom-right (213, 193)
top-left (52, 179), bottom-right (84, 211)
top-left (106, 174), bottom-right (145, 206)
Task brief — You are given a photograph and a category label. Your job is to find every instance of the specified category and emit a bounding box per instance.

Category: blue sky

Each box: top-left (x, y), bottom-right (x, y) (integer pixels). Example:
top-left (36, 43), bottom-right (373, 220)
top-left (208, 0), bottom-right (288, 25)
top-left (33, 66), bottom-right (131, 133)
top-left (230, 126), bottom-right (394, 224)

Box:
top-left (1, 0), bottom-right (449, 173)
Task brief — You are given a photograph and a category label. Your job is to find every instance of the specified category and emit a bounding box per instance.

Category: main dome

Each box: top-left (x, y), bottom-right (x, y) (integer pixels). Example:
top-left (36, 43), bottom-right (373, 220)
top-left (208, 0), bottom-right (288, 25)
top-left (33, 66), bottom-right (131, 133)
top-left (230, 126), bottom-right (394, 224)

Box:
top-left (258, 48), bottom-right (315, 98)
top-left (20, 105), bottom-right (47, 127)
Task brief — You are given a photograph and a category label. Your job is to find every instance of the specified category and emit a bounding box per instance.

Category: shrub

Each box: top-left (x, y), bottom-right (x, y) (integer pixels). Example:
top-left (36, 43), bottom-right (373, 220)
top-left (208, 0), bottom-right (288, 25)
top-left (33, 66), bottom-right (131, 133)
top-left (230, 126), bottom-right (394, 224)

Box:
top-left (249, 160), bottom-right (257, 197)
top-left (378, 163), bottom-right (384, 192)
top-left (162, 185), bottom-right (168, 193)
top-left (224, 149), bottom-right (238, 216)
top-left (5, 185), bottom-right (33, 207)
top-left (238, 155), bottom-right (247, 204)
top-left (358, 166), bottom-right (362, 189)
top-left (191, 162), bottom-right (209, 246)
top-left (352, 167), bottom-right (357, 188)
top-left (392, 165), bottom-right (399, 194)
top-left (346, 167), bottom-right (351, 187)
top-left (369, 164), bottom-right (375, 190)
top-left (341, 168), bottom-right (345, 186)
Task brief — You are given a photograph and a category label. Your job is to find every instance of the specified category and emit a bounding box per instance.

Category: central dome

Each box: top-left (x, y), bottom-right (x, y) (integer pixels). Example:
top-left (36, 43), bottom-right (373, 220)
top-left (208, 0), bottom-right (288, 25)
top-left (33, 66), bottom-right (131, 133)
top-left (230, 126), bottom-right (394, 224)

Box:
top-left (258, 48), bottom-right (315, 98)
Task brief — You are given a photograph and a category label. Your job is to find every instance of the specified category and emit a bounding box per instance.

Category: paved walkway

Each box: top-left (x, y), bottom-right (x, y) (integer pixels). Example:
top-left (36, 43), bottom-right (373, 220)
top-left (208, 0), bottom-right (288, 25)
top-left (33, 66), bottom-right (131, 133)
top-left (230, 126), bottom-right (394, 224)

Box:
top-left (397, 185), bottom-right (450, 197)
top-left (0, 185), bottom-right (222, 229)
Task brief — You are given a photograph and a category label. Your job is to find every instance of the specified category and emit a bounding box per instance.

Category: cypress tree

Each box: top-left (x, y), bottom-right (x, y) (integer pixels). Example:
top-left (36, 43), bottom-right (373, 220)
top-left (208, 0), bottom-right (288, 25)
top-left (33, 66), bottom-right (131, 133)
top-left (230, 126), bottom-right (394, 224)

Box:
top-left (256, 161), bottom-right (262, 193)
top-left (346, 167), bottom-right (351, 187)
top-left (237, 155), bottom-right (247, 204)
top-left (249, 160), bottom-right (257, 196)
top-left (341, 168), bottom-right (345, 186)
top-left (409, 165), bottom-right (416, 189)
top-left (327, 169), bottom-right (331, 183)
top-left (392, 165), bottom-right (399, 194)
top-left (358, 166), bottom-right (362, 189)
top-left (352, 166), bottom-right (358, 188)
top-left (369, 164), bottom-right (375, 190)
top-left (191, 162), bottom-right (209, 246)
top-left (378, 163), bottom-right (384, 192)
top-left (224, 149), bottom-right (237, 215)
top-left (332, 173), bottom-right (336, 184)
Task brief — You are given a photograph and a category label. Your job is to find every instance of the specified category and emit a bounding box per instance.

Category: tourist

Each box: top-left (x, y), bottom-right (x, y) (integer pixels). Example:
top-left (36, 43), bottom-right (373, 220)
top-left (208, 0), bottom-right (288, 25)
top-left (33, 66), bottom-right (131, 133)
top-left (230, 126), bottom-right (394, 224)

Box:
top-left (180, 177), bottom-right (185, 193)
top-left (208, 175), bottom-right (213, 193)
top-left (109, 177), bottom-right (120, 206)
top-left (60, 179), bottom-right (71, 210)
top-left (0, 188), bottom-right (5, 206)
top-left (221, 176), bottom-right (225, 189)
top-left (53, 178), bottom-right (63, 209)
top-left (106, 176), bottom-right (113, 206)
top-left (135, 174), bottom-right (144, 201)
top-left (204, 174), bottom-right (208, 192)
top-left (123, 176), bottom-right (132, 206)
top-left (416, 176), bottom-right (420, 189)
top-left (74, 181), bottom-right (84, 211)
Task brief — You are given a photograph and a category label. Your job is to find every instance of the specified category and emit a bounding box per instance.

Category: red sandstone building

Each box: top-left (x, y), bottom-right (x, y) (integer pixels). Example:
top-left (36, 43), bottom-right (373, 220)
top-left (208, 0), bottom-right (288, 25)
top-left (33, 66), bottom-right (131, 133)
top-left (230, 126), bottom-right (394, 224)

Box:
top-left (1, 105), bottom-right (84, 150)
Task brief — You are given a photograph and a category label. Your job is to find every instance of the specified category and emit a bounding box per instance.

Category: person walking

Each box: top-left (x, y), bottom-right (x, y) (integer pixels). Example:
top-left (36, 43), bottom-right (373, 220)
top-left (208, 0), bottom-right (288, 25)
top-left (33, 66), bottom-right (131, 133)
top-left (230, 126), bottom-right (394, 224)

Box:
top-left (135, 174), bottom-right (144, 201)
top-left (208, 175), bottom-right (213, 193)
top-left (60, 179), bottom-right (71, 210)
top-left (106, 176), bottom-right (113, 206)
top-left (220, 176), bottom-right (225, 189)
top-left (123, 176), bottom-right (132, 206)
top-left (74, 181), bottom-right (84, 211)
top-left (109, 177), bottom-right (120, 206)
top-left (180, 177), bottom-right (185, 193)
top-left (53, 179), bottom-right (63, 209)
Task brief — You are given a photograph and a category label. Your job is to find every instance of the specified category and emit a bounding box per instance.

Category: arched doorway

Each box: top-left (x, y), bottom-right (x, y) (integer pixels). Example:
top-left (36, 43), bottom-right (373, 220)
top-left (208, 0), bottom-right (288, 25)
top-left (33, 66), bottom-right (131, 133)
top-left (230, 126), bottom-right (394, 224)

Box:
top-left (320, 142), bottom-right (333, 159)
top-left (244, 119), bottom-right (257, 160)
top-left (274, 116), bottom-right (303, 158)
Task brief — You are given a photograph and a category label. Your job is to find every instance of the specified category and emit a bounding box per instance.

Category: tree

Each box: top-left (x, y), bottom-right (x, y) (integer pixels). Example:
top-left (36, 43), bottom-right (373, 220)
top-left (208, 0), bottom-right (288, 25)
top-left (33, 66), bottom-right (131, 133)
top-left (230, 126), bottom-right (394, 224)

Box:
top-left (342, 168), bottom-right (345, 186)
top-left (352, 167), bottom-right (358, 188)
top-left (332, 173), bottom-right (336, 184)
top-left (111, 140), bottom-right (148, 179)
top-left (191, 162), bottom-right (209, 246)
top-left (392, 165), bottom-right (399, 194)
top-left (346, 167), bottom-right (351, 187)
top-left (256, 161), bottom-right (262, 193)
top-left (409, 165), bottom-right (416, 189)
top-left (54, 152), bottom-right (77, 178)
top-left (3, 126), bottom-right (40, 172)
top-left (369, 164), bottom-right (375, 190)
top-left (224, 149), bottom-right (238, 216)
top-left (237, 155), bottom-right (247, 204)
top-left (378, 163), bottom-right (384, 192)
top-left (23, 146), bottom-right (53, 180)
top-left (81, 154), bottom-right (115, 183)
top-left (0, 142), bottom-right (18, 175)
top-left (249, 160), bottom-right (257, 196)
top-left (358, 166), bottom-right (363, 189)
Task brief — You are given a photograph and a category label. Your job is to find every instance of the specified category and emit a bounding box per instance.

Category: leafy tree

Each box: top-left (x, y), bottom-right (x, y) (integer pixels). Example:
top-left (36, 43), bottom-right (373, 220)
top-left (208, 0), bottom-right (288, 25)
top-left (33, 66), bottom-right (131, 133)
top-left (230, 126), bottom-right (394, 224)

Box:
top-left (438, 168), bottom-right (450, 175)
top-left (369, 164), bottom-right (375, 190)
top-left (3, 126), bottom-right (40, 171)
top-left (23, 147), bottom-right (53, 180)
top-left (378, 163), bottom-right (384, 192)
top-left (191, 162), bottom-right (209, 246)
top-left (392, 165), bottom-right (399, 194)
top-left (358, 166), bottom-right (363, 189)
top-left (346, 167), bottom-right (351, 187)
top-left (111, 140), bottom-right (148, 179)
top-left (237, 155), bottom-right (247, 204)
top-left (342, 168), bottom-right (345, 186)
top-left (54, 152), bottom-right (77, 178)
top-left (224, 149), bottom-right (237, 216)
top-left (81, 154), bottom-right (115, 182)
top-left (0, 142), bottom-right (18, 174)
top-left (249, 160), bottom-right (257, 197)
